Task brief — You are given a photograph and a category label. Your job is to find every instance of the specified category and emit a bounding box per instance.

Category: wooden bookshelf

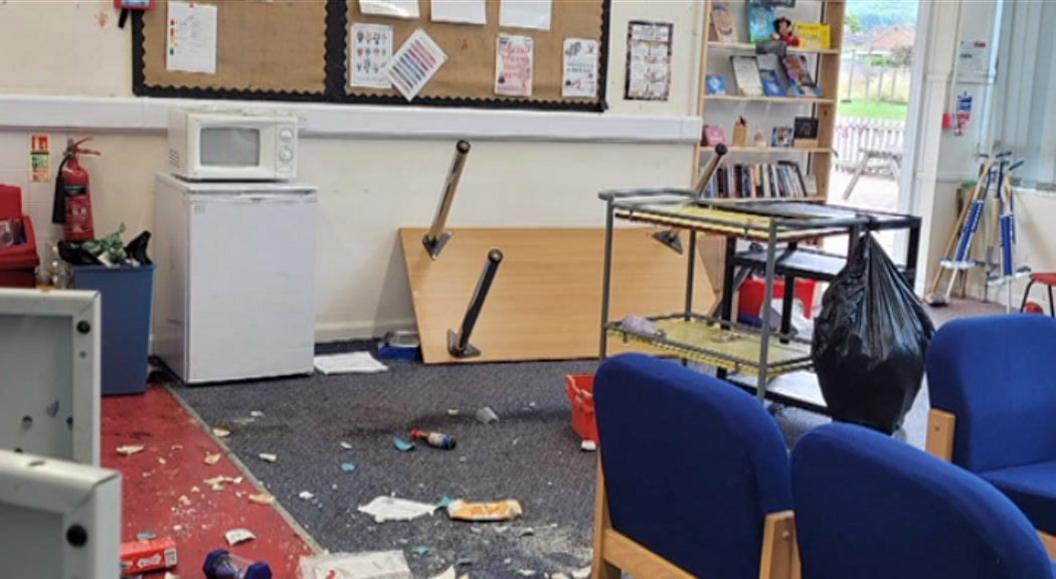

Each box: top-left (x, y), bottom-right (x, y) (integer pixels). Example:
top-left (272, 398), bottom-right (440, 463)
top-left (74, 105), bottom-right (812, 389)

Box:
top-left (695, 0), bottom-right (844, 203)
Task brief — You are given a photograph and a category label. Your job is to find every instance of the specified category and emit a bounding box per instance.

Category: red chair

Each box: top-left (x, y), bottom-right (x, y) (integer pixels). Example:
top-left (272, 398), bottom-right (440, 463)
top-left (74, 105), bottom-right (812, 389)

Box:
top-left (1020, 273), bottom-right (1056, 317)
top-left (0, 184), bottom-right (40, 288)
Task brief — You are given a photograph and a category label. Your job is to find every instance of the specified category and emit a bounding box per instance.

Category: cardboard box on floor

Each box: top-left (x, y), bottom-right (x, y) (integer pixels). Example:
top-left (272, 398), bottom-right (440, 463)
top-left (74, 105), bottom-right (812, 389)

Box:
top-left (400, 228), bottom-right (720, 364)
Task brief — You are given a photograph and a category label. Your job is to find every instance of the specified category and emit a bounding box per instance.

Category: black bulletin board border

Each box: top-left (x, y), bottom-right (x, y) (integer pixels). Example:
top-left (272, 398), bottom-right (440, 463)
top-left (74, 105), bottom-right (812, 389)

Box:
top-left (132, 0), bottom-right (610, 113)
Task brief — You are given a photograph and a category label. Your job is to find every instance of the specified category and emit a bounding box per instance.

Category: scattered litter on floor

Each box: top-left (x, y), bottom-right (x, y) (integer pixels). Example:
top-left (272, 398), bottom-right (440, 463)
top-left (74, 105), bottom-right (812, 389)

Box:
top-left (164, 572), bottom-right (180, 579)
top-left (430, 566), bottom-right (456, 579)
top-left (204, 453), bottom-right (222, 465)
top-left (158, 457), bottom-right (167, 465)
top-left (224, 528), bottom-right (256, 546)
top-left (446, 499), bottom-right (523, 522)
top-left (212, 427), bottom-right (231, 438)
top-left (412, 545), bottom-right (431, 556)
top-left (550, 573), bottom-right (570, 579)
top-left (340, 441), bottom-right (354, 450)
top-left (136, 531), bottom-right (157, 541)
top-left (475, 406), bottom-right (499, 424)
top-left (258, 453), bottom-right (278, 463)
top-left (299, 491), bottom-right (315, 501)
top-left (456, 557), bottom-right (474, 567)
top-left (204, 475), bottom-right (243, 491)
top-left (436, 496), bottom-right (455, 509)
top-left (314, 352), bottom-right (389, 375)
top-left (579, 440), bottom-right (597, 452)
top-left (177, 495), bottom-right (191, 507)
top-left (571, 567), bottom-right (590, 579)
top-left (341, 462), bottom-right (357, 474)
top-left (393, 437), bottom-right (415, 452)
top-left (248, 493), bottom-right (275, 506)
top-left (518, 527), bottom-right (535, 537)
top-left (410, 429), bottom-right (457, 450)
top-left (517, 569), bottom-right (536, 577)
top-left (297, 550), bottom-right (412, 579)
top-left (447, 408), bottom-right (460, 416)
top-left (191, 486), bottom-right (200, 493)
top-left (357, 496), bottom-right (436, 523)
top-left (117, 444), bottom-right (145, 456)
top-left (250, 410), bottom-right (264, 418)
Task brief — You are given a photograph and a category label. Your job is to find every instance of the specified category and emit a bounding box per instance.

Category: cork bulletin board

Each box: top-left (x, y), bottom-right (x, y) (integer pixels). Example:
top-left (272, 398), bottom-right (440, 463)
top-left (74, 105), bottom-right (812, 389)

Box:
top-left (133, 0), bottom-right (610, 111)
top-left (134, 0), bottom-right (329, 98)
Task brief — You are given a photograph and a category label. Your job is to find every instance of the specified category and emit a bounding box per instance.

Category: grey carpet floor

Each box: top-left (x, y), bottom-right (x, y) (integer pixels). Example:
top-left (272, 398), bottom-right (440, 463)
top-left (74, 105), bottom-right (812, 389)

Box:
top-left (172, 300), bottom-right (1003, 578)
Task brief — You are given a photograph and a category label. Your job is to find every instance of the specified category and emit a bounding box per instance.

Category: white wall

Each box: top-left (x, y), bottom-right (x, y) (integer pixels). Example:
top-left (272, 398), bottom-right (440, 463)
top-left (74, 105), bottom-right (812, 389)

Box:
top-left (906, 0), bottom-right (1002, 295)
top-left (0, 1), bottom-right (703, 340)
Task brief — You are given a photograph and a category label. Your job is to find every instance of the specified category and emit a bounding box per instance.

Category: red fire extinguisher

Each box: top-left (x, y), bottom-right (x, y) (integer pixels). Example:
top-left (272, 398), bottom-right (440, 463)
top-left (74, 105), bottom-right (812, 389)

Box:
top-left (52, 137), bottom-right (100, 242)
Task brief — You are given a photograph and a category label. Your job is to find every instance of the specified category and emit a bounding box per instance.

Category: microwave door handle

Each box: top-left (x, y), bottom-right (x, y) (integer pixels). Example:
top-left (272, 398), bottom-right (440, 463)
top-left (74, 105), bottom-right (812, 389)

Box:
top-left (225, 193), bottom-right (311, 203)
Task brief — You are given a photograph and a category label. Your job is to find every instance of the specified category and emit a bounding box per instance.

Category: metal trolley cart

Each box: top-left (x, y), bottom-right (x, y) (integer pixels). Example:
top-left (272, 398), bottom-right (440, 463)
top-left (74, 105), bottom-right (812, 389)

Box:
top-left (597, 190), bottom-right (922, 413)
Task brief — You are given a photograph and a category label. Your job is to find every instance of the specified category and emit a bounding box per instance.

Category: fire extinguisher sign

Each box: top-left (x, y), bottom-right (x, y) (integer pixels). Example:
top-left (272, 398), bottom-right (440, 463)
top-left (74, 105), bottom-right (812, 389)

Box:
top-left (30, 134), bottom-right (50, 183)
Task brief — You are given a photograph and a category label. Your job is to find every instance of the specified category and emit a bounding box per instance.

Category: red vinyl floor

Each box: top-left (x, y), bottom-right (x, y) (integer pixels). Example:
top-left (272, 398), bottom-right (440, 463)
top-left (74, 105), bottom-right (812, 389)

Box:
top-left (102, 384), bottom-right (316, 577)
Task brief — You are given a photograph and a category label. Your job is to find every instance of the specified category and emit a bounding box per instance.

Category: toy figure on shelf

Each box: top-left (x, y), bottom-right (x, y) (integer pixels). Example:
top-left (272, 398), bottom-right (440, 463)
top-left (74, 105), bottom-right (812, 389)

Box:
top-left (773, 17), bottom-right (800, 47)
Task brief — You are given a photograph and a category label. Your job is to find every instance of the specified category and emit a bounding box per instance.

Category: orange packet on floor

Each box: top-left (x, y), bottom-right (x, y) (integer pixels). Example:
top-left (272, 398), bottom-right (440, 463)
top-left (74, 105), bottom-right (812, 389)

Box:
top-left (445, 499), bottom-right (523, 522)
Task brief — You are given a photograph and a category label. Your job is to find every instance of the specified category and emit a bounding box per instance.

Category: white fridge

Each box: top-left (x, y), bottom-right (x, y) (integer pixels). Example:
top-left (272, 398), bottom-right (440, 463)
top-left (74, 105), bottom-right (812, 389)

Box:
top-left (153, 172), bottom-right (318, 384)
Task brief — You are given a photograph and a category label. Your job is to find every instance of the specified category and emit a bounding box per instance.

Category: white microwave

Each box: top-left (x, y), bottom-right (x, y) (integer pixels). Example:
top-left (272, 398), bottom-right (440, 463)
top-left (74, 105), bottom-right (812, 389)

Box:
top-left (167, 110), bottom-right (298, 181)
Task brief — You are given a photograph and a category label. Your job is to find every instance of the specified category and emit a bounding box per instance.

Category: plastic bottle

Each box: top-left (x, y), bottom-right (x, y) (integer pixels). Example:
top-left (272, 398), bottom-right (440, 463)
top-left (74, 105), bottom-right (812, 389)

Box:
top-left (410, 429), bottom-right (457, 450)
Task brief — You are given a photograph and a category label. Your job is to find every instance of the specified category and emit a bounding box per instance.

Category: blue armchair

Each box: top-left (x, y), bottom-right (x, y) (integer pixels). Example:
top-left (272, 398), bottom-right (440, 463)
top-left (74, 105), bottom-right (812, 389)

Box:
top-left (793, 423), bottom-right (1055, 579)
top-left (592, 353), bottom-right (798, 579)
top-left (927, 314), bottom-right (1056, 553)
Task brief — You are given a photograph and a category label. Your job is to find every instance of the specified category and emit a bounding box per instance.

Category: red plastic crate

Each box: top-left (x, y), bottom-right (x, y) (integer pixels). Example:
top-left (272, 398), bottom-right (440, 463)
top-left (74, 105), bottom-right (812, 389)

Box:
top-left (738, 276), bottom-right (818, 321)
top-left (565, 374), bottom-right (598, 443)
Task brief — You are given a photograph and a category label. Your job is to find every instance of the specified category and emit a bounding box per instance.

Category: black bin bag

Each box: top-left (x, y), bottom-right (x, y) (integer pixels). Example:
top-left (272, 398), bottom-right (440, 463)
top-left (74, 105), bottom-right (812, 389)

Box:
top-left (812, 234), bottom-right (935, 434)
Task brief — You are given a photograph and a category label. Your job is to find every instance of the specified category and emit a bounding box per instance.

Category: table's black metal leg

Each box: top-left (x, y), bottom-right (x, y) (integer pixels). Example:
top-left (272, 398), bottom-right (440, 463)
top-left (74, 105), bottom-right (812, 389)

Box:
top-left (719, 237), bottom-right (737, 322)
top-left (906, 223), bottom-right (921, 287)
top-left (1049, 284), bottom-right (1054, 318)
top-left (717, 236), bottom-right (737, 380)
top-left (780, 274), bottom-right (795, 344)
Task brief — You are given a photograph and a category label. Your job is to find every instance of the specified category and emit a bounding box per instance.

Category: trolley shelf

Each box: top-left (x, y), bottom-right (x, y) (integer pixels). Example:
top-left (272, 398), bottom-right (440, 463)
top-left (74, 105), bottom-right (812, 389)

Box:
top-left (727, 371), bottom-right (829, 414)
top-left (607, 314), bottom-right (813, 377)
top-left (613, 204), bottom-right (840, 242)
top-left (735, 246), bottom-right (847, 281)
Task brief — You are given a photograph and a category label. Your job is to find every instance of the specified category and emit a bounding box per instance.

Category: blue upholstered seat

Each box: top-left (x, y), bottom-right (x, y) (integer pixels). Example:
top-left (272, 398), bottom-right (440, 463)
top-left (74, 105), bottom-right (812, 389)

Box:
top-left (927, 315), bottom-right (1056, 533)
top-left (594, 353), bottom-right (792, 579)
top-left (982, 461), bottom-right (1056, 535)
top-left (793, 423), bottom-right (1055, 579)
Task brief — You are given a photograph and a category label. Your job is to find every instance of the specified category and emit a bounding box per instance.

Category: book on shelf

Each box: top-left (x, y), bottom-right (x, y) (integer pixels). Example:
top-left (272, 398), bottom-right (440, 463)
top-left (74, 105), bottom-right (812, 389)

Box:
top-left (793, 116), bottom-right (820, 148)
top-left (771, 126), bottom-right (794, 147)
top-left (747, 1), bottom-right (777, 44)
top-left (757, 54), bottom-right (787, 97)
top-left (706, 74), bottom-right (729, 95)
top-left (731, 55), bottom-right (763, 97)
top-left (698, 161), bottom-right (809, 200)
top-left (711, 2), bottom-right (739, 44)
top-left (796, 22), bottom-right (832, 50)
top-left (781, 55), bottom-right (818, 97)
top-left (702, 125), bottom-right (728, 146)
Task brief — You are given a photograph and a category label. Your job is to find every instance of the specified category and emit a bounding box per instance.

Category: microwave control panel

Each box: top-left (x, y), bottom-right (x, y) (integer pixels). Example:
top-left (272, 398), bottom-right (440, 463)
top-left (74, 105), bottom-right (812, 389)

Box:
top-left (277, 123), bottom-right (297, 176)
